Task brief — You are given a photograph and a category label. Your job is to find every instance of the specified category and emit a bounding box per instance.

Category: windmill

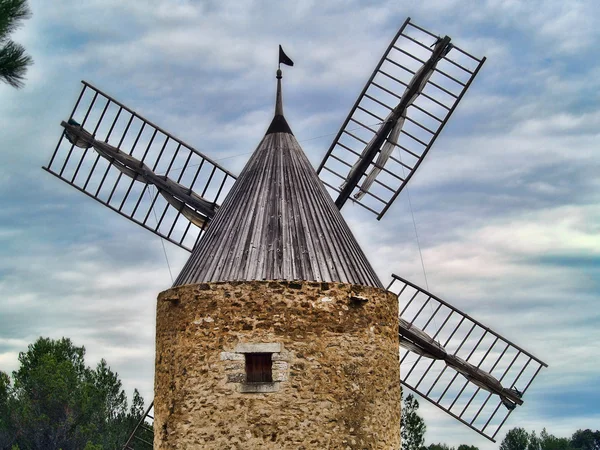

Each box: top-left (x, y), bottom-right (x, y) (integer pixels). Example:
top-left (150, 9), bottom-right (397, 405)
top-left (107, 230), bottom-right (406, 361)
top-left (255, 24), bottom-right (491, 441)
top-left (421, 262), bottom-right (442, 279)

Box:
top-left (44, 18), bottom-right (546, 449)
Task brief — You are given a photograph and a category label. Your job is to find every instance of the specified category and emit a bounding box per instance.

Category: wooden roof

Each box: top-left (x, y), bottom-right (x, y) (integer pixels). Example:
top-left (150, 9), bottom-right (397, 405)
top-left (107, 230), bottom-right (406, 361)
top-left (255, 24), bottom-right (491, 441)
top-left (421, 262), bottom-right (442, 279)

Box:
top-left (174, 72), bottom-right (382, 288)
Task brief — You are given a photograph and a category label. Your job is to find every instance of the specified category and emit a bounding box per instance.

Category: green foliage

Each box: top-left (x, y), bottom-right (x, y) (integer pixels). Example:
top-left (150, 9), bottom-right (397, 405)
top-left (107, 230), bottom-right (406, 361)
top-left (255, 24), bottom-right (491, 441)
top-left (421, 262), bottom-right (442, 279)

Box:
top-left (425, 442), bottom-right (479, 450)
top-left (501, 427), bottom-right (530, 450)
top-left (0, 337), bottom-right (146, 450)
top-left (401, 392), bottom-right (426, 450)
top-left (0, 0), bottom-right (33, 88)
top-left (571, 430), bottom-right (600, 450)
top-left (539, 428), bottom-right (574, 450)
top-left (499, 427), bottom-right (600, 450)
top-left (457, 445), bottom-right (479, 450)
top-left (1, 370), bottom-right (16, 449)
top-left (529, 430), bottom-right (541, 450)
top-left (426, 443), bottom-right (455, 450)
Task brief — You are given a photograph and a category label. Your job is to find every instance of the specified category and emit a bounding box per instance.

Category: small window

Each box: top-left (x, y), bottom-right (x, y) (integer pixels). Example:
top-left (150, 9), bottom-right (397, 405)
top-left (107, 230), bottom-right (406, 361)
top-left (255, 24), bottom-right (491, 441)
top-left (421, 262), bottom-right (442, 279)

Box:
top-left (245, 353), bottom-right (272, 383)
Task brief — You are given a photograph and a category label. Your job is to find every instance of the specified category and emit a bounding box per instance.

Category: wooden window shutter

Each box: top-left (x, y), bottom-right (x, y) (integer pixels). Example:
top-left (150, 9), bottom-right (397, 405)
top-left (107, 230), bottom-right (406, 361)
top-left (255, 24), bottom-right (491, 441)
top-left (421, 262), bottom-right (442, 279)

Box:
top-left (245, 353), bottom-right (273, 383)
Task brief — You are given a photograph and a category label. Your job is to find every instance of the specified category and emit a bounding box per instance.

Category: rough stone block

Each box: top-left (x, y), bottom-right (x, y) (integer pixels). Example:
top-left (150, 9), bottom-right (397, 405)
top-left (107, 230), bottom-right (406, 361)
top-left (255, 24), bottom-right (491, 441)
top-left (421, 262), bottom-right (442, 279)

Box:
top-left (239, 382), bottom-right (280, 393)
top-left (273, 371), bottom-right (288, 382)
top-left (234, 342), bottom-right (282, 353)
top-left (271, 351), bottom-right (289, 361)
top-left (226, 373), bottom-right (245, 383)
top-left (220, 352), bottom-right (244, 361)
top-left (272, 361), bottom-right (288, 371)
top-left (223, 362), bottom-right (244, 371)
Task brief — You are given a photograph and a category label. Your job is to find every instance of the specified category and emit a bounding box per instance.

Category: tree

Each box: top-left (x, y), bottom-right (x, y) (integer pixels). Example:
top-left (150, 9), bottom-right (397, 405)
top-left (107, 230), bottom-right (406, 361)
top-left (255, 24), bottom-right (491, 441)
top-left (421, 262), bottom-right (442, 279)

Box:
top-left (500, 427), bottom-right (600, 450)
top-left (529, 430), bottom-right (541, 450)
top-left (0, 370), bottom-right (17, 449)
top-left (457, 445), bottom-right (479, 450)
top-left (501, 427), bottom-right (531, 450)
top-left (401, 392), bottom-right (426, 450)
top-left (425, 441), bottom-right (479, 450)
top-left (0, 337), bottom-right (146, 449)
top-left (427, 444), bottom-right (454, 450)
top-left (571, 430), bottom-right (600, 450)
top-left (539, 428), bottom-right (575, 450)
top-left (0, 0), bottom-right (33, 88)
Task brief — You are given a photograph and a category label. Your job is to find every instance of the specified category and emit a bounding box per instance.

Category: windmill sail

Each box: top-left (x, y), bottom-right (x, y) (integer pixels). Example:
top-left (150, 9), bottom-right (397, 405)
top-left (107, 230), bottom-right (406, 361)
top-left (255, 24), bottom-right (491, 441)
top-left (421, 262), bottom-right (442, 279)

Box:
top-left (62, 119), bottom-right (217, 229)
top-left (399, 318), bottom-right (523, 409)
top-left (317, 18), bottom-right (485, 219)
top-left (389, 274), bottom-right (547, 441)
top-left (122, 401), bottom-right (154, 449)
top-left (44, 81), bottom-right (237, 252)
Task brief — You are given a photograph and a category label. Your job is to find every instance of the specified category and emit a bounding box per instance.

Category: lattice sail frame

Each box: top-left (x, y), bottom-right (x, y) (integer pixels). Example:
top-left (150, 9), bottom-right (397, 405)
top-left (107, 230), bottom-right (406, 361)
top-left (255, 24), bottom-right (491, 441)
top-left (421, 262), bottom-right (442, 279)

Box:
top-left (44, 81), bottom-right (237, 252)
top-left (122, 401), bottom-right (154, 450)
top-left (317, 17), bottom-right (485, 219)
top-left (388, 274), bottom-right (547, 442)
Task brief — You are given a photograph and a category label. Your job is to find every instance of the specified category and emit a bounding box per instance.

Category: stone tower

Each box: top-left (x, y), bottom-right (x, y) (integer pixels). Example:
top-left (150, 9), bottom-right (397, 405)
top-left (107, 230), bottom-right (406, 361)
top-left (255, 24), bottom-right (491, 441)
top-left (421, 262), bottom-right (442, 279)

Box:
top-left (154, 69), bottom-right (400, 449)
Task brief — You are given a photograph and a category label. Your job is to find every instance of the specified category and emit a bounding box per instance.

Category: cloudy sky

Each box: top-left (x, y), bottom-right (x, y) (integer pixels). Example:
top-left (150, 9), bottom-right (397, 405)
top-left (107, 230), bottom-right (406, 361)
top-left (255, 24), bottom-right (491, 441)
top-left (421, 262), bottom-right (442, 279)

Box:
top-left (1, 0), bottom-right (599, 448)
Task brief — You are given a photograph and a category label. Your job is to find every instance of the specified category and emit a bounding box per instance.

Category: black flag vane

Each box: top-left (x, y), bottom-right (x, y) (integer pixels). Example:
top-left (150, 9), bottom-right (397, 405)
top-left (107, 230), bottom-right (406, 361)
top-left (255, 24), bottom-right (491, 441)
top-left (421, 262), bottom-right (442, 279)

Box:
top-left (279, 45), bottom-right (294, 68)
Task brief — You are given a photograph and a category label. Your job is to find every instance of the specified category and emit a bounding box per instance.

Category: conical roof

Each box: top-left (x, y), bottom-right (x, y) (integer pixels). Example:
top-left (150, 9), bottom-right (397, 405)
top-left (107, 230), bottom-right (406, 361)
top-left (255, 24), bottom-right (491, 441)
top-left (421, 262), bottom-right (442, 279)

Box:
top-left (174, 71), bottom-right (382, 288)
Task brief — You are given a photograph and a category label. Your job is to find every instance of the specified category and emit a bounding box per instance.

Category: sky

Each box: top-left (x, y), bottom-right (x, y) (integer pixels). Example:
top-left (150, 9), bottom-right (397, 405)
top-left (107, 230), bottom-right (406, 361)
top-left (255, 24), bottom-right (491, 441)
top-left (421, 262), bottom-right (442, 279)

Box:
top-left (1, 0), bottom-right (599, 448)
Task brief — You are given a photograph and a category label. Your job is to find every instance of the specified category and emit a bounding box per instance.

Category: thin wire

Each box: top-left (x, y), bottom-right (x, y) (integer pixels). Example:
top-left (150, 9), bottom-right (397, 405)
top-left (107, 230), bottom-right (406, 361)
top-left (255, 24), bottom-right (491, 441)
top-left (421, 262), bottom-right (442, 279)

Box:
top-left (145, 186), bottom-right (174, 283)
top-left (214, 151), bottom-right (252, 162)
top-left (407, 185), bottom-right (429, 291)
top-left (161, 122), bottom-right (385, 176)
top-left (395, 146), bottom-right (439, 342)
top-left (396, 148), bottom-right (429, 291)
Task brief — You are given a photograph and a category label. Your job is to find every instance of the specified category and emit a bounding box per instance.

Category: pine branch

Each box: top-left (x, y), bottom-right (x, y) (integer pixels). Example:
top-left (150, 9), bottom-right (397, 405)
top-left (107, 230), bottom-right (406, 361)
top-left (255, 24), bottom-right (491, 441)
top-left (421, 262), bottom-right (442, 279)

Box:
top-left (0, 39), bottom-right (32, 88)
top-left (0, 0), bottom-right (31, 42)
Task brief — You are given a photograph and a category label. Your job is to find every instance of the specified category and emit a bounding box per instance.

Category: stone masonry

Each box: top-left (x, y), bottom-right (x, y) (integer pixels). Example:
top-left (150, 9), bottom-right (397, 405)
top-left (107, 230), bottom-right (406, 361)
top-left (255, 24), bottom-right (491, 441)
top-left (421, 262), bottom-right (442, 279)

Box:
top-left (154, 280), bottom-right (400, 449)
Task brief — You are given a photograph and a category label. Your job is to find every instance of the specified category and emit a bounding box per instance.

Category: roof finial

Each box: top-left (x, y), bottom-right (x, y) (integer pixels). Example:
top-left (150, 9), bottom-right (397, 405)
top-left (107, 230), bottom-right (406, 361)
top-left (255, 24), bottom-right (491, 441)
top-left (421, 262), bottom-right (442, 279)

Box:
top-left (275, 68), bottom-right (283, 116)
top-left (264, 46), bottom-right (294, 135)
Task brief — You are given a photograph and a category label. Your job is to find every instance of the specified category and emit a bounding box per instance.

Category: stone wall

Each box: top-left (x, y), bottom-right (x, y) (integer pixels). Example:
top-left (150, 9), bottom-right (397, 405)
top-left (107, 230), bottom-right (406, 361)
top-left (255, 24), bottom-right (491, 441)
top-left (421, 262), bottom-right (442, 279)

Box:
top-left (154, 280), bottom-right (400, 449)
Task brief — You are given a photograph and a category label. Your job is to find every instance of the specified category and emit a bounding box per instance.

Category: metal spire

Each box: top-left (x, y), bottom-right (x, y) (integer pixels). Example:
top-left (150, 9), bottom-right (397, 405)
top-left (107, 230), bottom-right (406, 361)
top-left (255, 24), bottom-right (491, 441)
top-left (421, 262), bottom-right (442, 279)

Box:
top-left (265, 66), bottom-right (292, 135)
top-left (275, 68), bottom-right (283, 116)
